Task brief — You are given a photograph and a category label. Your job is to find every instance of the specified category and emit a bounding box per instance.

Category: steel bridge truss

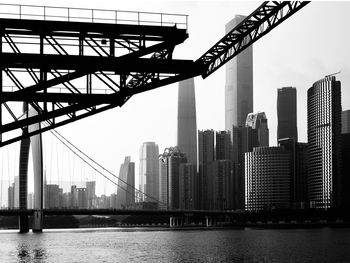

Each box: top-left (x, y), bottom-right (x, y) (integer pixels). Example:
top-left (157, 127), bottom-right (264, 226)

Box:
top-left (0, 1), bottom-right (309, 147)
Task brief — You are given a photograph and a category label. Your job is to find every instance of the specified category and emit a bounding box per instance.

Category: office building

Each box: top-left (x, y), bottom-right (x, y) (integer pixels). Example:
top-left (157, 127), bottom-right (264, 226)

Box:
top-left (86, 181), bottom-right (96, 209)
top-left (307, 75), bottom-right (342, 208)
top-left (198, 130), bottom-right (215, 209)
top-left (8, 185), bottom-right (14, 209)
top-left (139, 142), bottom-right (159, 202)
top-left (179, 163), bottom-right (196, 210)
top-left (159, 147), bottom-right (187, 210)
top-left (245, 112), bottom-right (269, 147)
top-left (116, 156), bottom-right (135, 209)
top-left (209, 160), bottom-right (232, 210)
top-left (45, 184), bottom-right (59, 208)
top-left (215, 131), bottom-right (232, 161)
top-left (279, 138), bottom-right (308, 208)
top-left (277, 87), bottom-right (298, 142)
top-left (245, 147), bottom-right (290, 211)
top-left (342, 133), bottom-right (350, 208)
top-left (177, 78), bottom-right (197, 169)
top-left (342, 110), bottom-right (350, 134)
top-left (225, 15), bottom-right (253, 132)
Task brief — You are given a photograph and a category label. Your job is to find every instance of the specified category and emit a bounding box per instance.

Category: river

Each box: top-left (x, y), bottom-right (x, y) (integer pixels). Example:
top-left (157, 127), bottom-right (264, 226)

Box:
top-left (1, 227), bottom-right (350, 262)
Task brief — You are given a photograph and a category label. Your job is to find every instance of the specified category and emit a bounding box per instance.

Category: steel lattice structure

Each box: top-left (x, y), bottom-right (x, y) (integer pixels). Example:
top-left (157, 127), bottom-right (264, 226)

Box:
top-left (0, 1), bottom-right (309, 147)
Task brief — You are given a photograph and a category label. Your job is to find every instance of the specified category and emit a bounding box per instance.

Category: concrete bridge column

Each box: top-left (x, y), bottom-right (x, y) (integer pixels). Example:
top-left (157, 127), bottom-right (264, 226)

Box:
top-left (32, 210), bottom-right (43, 232)
top-left (19, 215), bottom-right (30, 233)
top-left (206, 216), bottom-right (218, 227)
top-left (170, 217), bottom-right (185, 228)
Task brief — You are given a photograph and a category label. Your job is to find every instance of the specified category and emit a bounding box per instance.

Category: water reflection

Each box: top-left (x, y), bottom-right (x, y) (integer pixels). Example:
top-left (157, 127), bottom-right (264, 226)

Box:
top-left (17, 243), bottom-right (47, 263)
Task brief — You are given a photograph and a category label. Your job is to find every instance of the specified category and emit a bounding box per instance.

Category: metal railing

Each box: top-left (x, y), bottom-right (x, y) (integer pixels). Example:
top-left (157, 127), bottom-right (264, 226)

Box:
top-left (0, 3), bottom-right (188, 29)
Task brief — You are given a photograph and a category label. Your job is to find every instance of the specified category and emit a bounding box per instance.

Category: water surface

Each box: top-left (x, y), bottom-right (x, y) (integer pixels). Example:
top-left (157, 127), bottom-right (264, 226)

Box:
top-left (1, 227), bottom-right (350, 262)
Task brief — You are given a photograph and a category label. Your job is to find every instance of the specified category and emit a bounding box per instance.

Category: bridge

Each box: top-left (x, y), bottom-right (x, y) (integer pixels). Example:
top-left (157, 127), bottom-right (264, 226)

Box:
top-left (0, 2), bottom-right (310, 232)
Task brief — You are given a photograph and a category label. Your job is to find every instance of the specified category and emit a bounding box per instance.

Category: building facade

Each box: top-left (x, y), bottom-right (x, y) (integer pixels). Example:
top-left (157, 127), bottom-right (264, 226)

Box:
top-left (177, 78), bottom-right (197, 169)
top-left (139, 142), bottom-right (159, 202)
top-left (225, 15), bottom-right (253, 132)
top-left (116, 156), bottom-right (135, 209)
top-left (245, 112), bottom-right (269, 147)
top-left (307, 75), bottom-right (342, 209)
top-left (277, 87), bottom-right (298, 142)
top-left (159, 147), bottom-right (187, 210)
top-left (179, 163), bottom-right (196, 210)
top-left (342, 110), bottom-right (350, 134)
top-left (245, 147), bottom-right (290, 211)
top-left (198, 130), bottom-right (215, 209)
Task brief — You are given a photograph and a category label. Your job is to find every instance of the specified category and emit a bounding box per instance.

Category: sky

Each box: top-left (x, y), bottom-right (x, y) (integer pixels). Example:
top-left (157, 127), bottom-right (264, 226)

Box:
top-left (1, 1), bottom-right (350, 200)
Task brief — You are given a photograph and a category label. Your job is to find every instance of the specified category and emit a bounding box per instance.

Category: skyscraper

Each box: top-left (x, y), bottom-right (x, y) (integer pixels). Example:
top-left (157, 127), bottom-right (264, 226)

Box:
top-left (139, 142), bottom-right (159, 202)
top-left (86, 181), bottom-right (96, 208)
top-left (342, 110), bottom-right (350, 134)
top-left (179, 163), bottom-right (196, 210)
top-left (159, 147), bottom-right (187, 210)
top-left (245, 112), bottom-right (269, 147)
top-left (215, 131), bottom-right (232, 161)
top-left (277, 87), bottom-right (298, 142)
top-left (116, 156), bottom-right (135, 209)
top-left (225, 15), bottom-right (253, 132)
top-left (177, 78), bottom-right (197, 169)
top-left (198, 130), bottom-right (215, 209)
top-left (245, 147), bottom-right (291, 211)
top-left (307, 75), bottom-right (342, 209)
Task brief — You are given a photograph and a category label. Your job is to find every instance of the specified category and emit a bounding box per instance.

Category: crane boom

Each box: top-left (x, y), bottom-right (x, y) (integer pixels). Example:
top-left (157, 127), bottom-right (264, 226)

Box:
top-left (196, 1), bottom-right (310, 78)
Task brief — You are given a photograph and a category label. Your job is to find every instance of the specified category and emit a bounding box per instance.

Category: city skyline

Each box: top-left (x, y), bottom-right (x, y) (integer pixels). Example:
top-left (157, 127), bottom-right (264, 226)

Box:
top-left (0, 1), bottom-right (350, 198)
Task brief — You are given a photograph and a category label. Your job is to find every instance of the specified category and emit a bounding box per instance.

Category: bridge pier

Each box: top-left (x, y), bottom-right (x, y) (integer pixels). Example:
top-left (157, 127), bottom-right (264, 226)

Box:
top-left (205, 216), bottom-right (222, 227)
top-left (32, 210), bottom-right (43, 232)
top-left (169, 217), bottom-right (185, 228)
top-left (19, 215), bottom-right (30, 233)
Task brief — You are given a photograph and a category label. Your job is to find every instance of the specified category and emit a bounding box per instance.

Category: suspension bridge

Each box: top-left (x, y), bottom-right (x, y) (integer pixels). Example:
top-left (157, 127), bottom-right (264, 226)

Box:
top-left (0, 2), bottom-right (311, 232)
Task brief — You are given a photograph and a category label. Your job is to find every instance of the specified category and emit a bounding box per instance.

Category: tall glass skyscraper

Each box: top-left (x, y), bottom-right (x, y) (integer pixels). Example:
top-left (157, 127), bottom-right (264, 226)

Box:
top-left (116, 156), bottom-right (135, 209)
top-left (225, 15), bottom-right (253, 131)
top-left (245, 112), bottom-right (269, 147)
top-left (177, 78), bottom-right (197, 169)
top-left (277, 87), bottom-right (298, 142)
top-left (307, 75), bottom-right (342, 209)
top-left (139, 142), bottom-right (159, 202)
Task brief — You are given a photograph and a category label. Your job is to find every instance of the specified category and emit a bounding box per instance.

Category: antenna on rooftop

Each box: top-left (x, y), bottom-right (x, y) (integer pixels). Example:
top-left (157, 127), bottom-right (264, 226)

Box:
top-left (325, 71), bottom-right (341, 78)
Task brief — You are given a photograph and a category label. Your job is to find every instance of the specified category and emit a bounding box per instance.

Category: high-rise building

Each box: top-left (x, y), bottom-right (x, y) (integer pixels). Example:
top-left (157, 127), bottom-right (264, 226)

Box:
top-left (179, 163), bottom-right (196, 210)
top-left (342, 110), bottom-right (350, 134)
top-left (177, 78), bottom-right (197, 169)
top-left (77, 188), bottom-right (87, 209)
top-left (139, 142), bottom-right (159, 202)
top-left (279, 138), bottom-right (308, 208)
top-left (8, 185), bottom-right (14, 209)
top-left (116, 156), bottom-right (135, 209)
top-left (198, 130), bottom-right (215, 209)
top-left (277, 87), bottom-right (298, 142)
top-left (245, 147), bottom-right (291, 211)
top-left (215, 131), bottom-right (232, 161)
top-left (245, 112), bottom-right (269, 147)
top-left (159, 147), bottom-right (187, 210)
top-left (86, 181), bottom-right (96, 208)
top-left (307, 75), bottom-right (342, 209)
top-left (225, 15), bottom-right (253, 132)
top-left (209, 160), bottom-right (232, 210)
top-left (45, 184), bottom-right (59, 208)
top-left (342, 133), bottom-right (350, 208)
top-left (14, 176), bottom-right (19, 208)
top-left (70, 185), bottom-right (78, 208)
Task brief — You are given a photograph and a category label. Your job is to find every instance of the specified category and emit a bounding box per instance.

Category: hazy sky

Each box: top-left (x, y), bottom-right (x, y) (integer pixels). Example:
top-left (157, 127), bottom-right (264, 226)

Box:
top-left (1, 1), bottom-right (350, 198)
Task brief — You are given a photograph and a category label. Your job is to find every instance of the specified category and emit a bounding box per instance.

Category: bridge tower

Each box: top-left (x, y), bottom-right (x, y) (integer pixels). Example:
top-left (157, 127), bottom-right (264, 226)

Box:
top-left (18, 105), bottom-right (44, 232)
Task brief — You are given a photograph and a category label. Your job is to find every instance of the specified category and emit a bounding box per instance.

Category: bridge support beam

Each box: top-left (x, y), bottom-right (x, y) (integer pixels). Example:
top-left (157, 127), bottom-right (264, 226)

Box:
top-left (19, 215), bottom-right (30, 233)
top-left (32, 210), bottom-right (43, 232)
top-left (169, 217), bottom-right (185, 228)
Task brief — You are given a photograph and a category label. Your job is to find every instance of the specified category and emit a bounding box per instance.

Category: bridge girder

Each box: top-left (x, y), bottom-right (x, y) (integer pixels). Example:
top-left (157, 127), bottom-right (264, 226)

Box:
top-left (0, 2), bottom-right (309, 147)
